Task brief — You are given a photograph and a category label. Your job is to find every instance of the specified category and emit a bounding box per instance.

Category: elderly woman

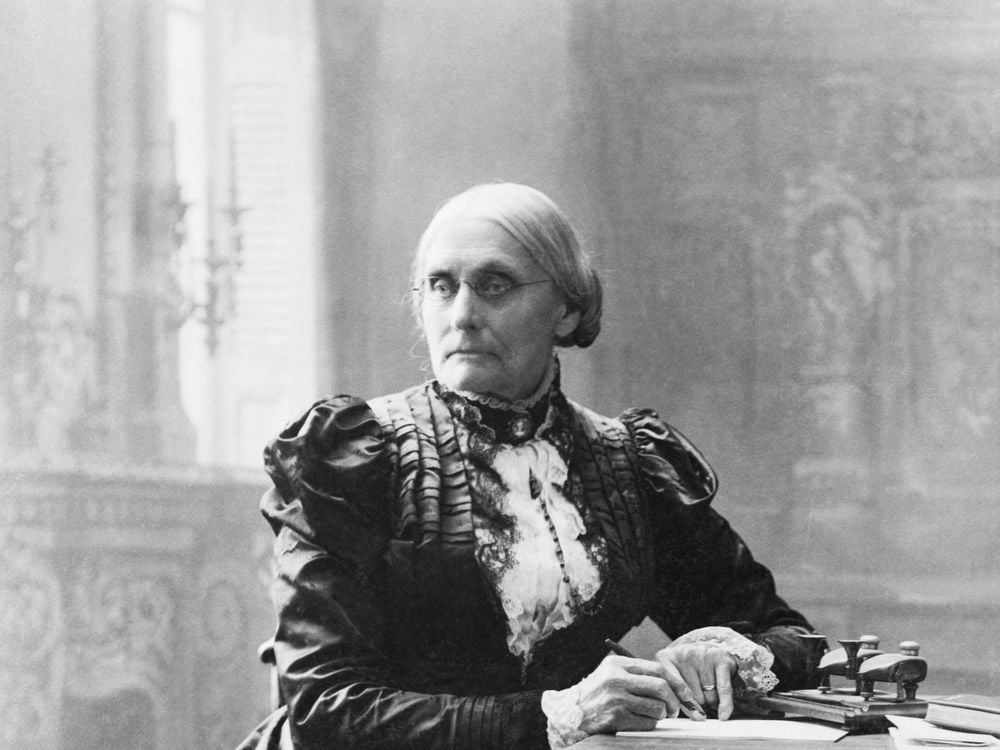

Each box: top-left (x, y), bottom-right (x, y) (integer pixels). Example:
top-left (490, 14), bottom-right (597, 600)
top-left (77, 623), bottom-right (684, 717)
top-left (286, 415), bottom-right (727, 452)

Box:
top-left (240, 183), bottom-right (822, 750)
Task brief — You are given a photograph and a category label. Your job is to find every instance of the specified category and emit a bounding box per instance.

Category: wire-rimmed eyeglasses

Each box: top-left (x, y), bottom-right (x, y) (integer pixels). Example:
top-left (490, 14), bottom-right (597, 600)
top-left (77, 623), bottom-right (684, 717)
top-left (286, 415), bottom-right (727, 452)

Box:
top-left (412, 274), bottom-right (552, 304)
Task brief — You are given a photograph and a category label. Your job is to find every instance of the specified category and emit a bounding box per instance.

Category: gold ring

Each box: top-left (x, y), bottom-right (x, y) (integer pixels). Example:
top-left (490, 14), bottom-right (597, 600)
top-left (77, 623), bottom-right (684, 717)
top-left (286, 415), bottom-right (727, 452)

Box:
top-left (701, 684), bottom-right (717, 691)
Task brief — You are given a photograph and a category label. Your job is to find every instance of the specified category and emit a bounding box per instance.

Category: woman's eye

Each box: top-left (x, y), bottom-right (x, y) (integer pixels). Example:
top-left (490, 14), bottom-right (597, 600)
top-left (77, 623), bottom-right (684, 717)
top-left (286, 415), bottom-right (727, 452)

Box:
top-left (478, 276), bottom-right (512, 297)
top-left (427, 278), bottom-right (454, 298)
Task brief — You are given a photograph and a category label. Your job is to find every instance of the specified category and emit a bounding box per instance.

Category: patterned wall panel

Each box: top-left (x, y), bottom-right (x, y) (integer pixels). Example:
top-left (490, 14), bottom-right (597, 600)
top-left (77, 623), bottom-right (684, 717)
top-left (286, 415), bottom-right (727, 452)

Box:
top-left (896, 197), bottom-right (1000, 571)
top-left (0, 535), bottom-right (63, 750)
top-left (564, 4), bottom-right (1000, 670)
top-left (0, 468), bottom-right (273, 750)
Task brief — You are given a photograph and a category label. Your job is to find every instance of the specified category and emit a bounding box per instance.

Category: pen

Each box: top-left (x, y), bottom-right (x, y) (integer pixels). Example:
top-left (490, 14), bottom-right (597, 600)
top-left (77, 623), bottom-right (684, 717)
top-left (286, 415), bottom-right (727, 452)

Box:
top-left (603, 638), bottom-right (635, 658)
top-left (603, 639), bottom-right (706, 718)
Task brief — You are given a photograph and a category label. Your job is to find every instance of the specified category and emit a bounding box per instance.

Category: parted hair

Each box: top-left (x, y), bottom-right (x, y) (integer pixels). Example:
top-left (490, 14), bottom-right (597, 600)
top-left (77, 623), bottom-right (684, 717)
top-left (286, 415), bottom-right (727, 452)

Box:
top-left (411, 182), bottom-right (603, 348)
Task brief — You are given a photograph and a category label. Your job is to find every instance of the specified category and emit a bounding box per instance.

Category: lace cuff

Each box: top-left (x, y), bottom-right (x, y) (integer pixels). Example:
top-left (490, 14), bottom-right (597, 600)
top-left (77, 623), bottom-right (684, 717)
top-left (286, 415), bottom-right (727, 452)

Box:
top-left (670, 626), bottom-right (779, 695)
top-left (541, 687), bottom-right (589, 749)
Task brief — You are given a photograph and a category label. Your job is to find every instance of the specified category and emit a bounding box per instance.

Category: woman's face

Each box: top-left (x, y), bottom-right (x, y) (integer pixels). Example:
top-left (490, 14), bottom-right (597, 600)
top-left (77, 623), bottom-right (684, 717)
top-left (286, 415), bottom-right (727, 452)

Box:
top-left (417, 216), bottom-right (580, 401)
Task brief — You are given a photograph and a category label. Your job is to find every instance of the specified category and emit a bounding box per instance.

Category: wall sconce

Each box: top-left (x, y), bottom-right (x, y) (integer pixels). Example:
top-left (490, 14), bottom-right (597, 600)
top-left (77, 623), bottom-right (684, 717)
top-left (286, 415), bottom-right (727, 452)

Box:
top-left (4, 144), bottom-right (63, 309)
top-left (3, 192), bottom-right (50, 423)
top-left (169, 131), bottom-right (247, 355)
top-left (3, 144), bottom-right (63, 334)
top-left (1, 144), bottom-right (81, 443)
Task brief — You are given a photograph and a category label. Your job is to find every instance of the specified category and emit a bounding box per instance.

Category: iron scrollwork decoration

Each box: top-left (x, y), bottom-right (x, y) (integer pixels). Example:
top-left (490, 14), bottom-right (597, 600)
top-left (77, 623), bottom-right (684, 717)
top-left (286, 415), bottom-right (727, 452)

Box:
top-left (169, 128), bottom-right (247, 355)
top-left (3, 144), bottom-right (64, 340)
top-left (2, 144), bottom-right (98, 456)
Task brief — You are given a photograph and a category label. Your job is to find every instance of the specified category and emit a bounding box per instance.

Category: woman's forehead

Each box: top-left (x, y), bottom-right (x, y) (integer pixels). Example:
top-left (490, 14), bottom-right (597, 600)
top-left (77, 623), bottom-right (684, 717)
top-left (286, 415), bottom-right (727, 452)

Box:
top-left (419, 217), bottom-right (538, 274)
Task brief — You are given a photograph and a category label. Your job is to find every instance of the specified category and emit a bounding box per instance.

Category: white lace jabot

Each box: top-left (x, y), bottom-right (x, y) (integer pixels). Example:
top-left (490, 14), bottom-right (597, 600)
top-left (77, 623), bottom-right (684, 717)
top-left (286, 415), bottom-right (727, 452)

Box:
top-left (471, 439), bottom-right (603, 666)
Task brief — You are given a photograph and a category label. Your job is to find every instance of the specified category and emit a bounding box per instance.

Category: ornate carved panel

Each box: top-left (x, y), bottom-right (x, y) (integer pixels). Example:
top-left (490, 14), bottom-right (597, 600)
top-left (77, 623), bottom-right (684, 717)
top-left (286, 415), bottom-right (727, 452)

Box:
top-left (0, 468), bottom-right (273, 750)
top-left (887, 81), bottom-right (1000, 180)
top-left (0, 537), bottom-right (63, 750)
top-left (193, 558), bottom-right (275, 750)
top-left (567, 0), bottom-right (1000, 592)
top-left (757, 165), bottom-right (895, 571)
top-left (905, 199), bottom-right (1000, 478)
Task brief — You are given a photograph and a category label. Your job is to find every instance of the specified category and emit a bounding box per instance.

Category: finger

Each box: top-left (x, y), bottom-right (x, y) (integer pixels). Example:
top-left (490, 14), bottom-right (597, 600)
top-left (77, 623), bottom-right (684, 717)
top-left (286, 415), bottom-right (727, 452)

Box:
top-left (698, 687), bottom-right (718, 710)
top-left (629, 671), bottom-right (690, 721)
top-left (625, 694), bottom-right (669, 720)
top-left (617, 713), bottom-right (661, 732)
top-left (677, 663), bottom-right (707, 705)
top-left (615, 656), bottom-right (685, 715)
top-left (618, 657), bottom-right (687, 701)
top-left (668, 666), bottom-right (708, 721)
top-left (679, 698), bottom-right (707, 721)
top-left (582, 702), bottom-right (660, 735)
top-left (618, 672), bottom-right (684, 721)
top-left (626, 673), bottom-right (674, 702)
top-left (657, 658), bottom-right (705, 720)
top-left (618, 656), bottom-right (673, 678)
top-left (715, 662), bottom-right (736, 720)
top-left (696, 668), bottom-right (719, 709)
top-left (647, 649), bottom-right (707, 723)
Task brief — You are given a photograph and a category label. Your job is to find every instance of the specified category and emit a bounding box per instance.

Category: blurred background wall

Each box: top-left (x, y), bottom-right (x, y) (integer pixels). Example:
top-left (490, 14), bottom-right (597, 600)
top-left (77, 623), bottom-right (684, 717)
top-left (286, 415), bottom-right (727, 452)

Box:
top-left (1, 1), bottom-right (998, 748)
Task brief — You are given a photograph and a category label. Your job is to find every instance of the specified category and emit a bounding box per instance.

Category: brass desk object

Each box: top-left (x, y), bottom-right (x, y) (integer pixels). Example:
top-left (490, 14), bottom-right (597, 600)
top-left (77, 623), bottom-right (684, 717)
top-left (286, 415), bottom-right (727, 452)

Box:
top-left (751, 634), bottom-right (929, 733)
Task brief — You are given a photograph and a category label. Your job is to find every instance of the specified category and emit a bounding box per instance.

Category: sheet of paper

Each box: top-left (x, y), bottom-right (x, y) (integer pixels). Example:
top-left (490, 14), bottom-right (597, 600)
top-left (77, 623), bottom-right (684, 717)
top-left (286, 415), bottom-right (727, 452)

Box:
top-left (616, 717), bottom-right (849, 742)
top-left (888, 715), bottom-right (1000, 747)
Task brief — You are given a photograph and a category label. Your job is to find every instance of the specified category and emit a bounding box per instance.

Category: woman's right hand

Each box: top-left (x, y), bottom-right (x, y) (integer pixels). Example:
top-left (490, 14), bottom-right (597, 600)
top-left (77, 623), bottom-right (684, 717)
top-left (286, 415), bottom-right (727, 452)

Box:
top-left (575, 654), bottom-right (704, 734)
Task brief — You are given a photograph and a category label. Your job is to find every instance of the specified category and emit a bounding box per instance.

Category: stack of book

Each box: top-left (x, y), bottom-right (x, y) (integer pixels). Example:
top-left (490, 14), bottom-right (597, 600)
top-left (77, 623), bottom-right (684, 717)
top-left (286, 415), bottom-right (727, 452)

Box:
top-left (889, 695), bottom-right (1000, 749)
top-left (924, 695), bottom-right (1000, 737)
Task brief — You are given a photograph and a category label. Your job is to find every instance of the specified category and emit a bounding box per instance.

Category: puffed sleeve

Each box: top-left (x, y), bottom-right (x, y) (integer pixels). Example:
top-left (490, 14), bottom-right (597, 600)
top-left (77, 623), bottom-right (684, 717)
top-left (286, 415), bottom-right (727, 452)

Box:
top-left (621, 408), bottom-right (824, 690)
top-left (261, 395), bottom-right (548, 750)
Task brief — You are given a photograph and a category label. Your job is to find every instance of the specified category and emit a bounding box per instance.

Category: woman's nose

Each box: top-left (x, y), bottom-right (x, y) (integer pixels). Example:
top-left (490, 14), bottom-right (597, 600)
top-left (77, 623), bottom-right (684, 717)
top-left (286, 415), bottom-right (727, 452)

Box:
top-left (449, 281), bottom-right (482, 330)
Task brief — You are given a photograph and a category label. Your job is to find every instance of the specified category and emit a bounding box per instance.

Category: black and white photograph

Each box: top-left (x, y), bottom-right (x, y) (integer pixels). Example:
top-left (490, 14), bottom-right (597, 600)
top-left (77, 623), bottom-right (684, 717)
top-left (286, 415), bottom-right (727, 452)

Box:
top-left (2, 2), bottom-right (998, 749)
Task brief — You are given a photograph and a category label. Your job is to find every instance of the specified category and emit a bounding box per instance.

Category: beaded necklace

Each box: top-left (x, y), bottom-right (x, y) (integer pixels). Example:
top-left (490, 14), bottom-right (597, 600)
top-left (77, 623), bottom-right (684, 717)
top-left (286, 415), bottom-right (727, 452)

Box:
top-left (528, 467), bottom-right (582, 611)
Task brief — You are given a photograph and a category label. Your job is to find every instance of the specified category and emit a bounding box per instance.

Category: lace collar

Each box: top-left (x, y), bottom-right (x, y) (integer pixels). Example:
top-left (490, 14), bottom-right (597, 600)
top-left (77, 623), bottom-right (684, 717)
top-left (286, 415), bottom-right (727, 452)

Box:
top-left (454, 359), bottom-right (557, 413)
top-left (436, 358), bottom-right (565, 446)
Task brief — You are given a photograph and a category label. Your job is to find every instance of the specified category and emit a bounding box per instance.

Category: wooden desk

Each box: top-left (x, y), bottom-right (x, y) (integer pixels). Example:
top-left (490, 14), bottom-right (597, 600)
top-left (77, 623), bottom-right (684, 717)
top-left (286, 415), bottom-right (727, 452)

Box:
top-left (576, 732), bottom-right (890, 749)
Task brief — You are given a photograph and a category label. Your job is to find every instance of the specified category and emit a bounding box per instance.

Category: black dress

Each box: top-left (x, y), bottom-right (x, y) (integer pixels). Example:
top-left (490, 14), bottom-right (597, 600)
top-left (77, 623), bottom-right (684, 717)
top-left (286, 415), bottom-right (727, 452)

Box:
top-left (239, 380), bottom-right (821, 750)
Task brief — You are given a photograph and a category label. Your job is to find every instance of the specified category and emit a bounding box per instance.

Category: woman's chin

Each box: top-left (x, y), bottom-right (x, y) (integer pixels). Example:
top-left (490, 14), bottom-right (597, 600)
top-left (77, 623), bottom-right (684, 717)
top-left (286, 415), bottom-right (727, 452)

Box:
top-left (443, 375), bottom-right (497, 397)
top-left (439, 364), bottom-right (505, 399)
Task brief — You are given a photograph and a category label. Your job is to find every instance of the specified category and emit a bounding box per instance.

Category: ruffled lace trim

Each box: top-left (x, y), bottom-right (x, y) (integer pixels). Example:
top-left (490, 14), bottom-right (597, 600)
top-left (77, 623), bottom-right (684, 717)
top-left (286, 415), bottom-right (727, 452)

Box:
top-left (455, 355), bottom-right (557, 412)
top-left (670, 626), bottom-right (779, 695)
top-left (541, 687), bottom-right (589, 749)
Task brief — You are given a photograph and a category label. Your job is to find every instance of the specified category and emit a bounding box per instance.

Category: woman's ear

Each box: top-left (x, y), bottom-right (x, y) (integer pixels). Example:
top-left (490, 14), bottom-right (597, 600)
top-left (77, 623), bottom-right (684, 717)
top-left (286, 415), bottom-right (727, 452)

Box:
top-left (554, 306), bottom-right (581, 341)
